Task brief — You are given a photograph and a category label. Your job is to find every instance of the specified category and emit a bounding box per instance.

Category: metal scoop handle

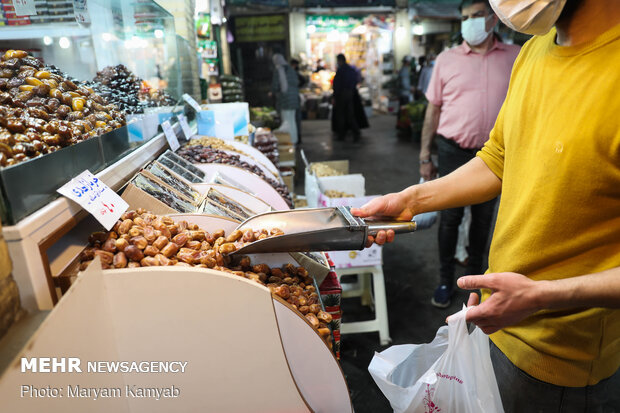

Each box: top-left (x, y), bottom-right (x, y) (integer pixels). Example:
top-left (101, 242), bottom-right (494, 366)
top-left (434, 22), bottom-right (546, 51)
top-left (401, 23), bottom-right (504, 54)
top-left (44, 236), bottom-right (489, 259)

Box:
top-left (367, 221), bottom-right (417, 236)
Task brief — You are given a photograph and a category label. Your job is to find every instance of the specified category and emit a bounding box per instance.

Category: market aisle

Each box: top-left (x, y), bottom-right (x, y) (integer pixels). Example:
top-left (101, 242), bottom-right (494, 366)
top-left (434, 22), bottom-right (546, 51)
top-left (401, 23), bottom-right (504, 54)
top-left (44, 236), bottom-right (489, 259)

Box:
top-left (297, 114), bottom-right (473, 412)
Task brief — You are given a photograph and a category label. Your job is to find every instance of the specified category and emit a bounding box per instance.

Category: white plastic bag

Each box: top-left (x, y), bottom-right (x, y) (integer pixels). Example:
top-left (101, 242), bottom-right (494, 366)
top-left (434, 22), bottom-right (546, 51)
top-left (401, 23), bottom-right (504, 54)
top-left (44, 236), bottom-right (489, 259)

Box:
top-left (368, 306), bottom-right (504, 413)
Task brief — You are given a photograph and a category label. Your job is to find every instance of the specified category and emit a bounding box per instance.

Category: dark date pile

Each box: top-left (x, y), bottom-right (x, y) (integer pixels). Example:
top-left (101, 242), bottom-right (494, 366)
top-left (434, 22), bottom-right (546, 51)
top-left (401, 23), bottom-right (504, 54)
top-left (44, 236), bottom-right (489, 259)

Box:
top-left (93, 65), bottom-right (175, 114)
top-left (93, 64), bottom-right (145, 114)
top-left (178, 145), bottom-right (293, 207)
top-left (0, 50), bottom-right (126, 167)
top-left (79, 209), bottom-right (333, 345)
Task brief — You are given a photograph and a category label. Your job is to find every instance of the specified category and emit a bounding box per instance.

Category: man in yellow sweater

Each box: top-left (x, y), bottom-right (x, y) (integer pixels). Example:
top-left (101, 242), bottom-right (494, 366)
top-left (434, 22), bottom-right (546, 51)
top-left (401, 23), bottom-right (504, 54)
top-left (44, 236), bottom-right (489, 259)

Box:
top-left (353, 0), bottom-right (620, 410)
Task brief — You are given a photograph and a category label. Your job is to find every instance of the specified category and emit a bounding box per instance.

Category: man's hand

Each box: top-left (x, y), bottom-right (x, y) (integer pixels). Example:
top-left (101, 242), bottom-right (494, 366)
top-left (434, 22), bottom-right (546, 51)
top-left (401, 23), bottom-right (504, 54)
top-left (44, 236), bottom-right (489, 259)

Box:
top-left (351, 192), bottom-right (414, 246)
top-left (456, 272), bottom-right (545, 334)
top-left (420, 161), bottom-right (437, 181)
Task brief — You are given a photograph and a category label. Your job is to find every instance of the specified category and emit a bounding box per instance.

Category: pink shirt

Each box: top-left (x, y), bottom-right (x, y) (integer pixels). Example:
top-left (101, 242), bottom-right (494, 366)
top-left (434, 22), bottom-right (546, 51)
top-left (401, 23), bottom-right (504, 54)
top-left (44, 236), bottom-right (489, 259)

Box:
top-left (426, 39), bottom-right (520, 149)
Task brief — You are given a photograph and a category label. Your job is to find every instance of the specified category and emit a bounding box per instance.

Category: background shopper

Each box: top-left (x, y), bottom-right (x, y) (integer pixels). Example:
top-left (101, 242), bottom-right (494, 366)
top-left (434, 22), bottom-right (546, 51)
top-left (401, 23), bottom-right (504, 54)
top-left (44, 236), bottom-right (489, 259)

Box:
top-left (271, 53), bottom-right (300, 144)
top-left (420, 0), bottom-right (520, 308)
top-left (331, 53), bottom-right (368, 142)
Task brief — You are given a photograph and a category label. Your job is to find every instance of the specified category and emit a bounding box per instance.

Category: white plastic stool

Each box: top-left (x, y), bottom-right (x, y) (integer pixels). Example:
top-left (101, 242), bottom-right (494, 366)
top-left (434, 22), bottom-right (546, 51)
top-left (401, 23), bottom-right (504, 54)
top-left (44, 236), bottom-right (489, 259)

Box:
top-left (335, 265), bottom-right (391, 345)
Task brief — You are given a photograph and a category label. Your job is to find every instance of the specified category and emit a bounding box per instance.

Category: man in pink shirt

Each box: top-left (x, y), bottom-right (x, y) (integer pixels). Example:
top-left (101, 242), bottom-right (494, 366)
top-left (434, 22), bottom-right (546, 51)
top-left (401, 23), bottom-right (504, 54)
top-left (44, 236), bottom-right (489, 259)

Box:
top-left (420, 0), bottom-right (520, 308)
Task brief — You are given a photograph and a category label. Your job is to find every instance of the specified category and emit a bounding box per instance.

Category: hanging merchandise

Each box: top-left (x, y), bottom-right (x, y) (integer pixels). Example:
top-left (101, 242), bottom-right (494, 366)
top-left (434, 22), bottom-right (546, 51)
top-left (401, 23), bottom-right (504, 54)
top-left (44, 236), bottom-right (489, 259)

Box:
top-left (196, 12), bottom-right (211, 39)
top-left (72, 0), bottom-right (90, 24)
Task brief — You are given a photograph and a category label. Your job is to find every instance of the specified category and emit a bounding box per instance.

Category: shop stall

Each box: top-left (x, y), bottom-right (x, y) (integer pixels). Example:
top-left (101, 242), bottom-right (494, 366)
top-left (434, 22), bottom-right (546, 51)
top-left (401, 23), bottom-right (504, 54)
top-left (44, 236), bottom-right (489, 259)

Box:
top-left (302, 14), bottom-right (395, 118)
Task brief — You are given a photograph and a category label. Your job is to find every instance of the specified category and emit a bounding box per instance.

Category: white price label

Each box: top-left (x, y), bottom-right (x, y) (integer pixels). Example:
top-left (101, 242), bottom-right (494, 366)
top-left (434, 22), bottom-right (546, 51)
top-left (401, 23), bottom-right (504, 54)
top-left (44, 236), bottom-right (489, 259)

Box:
top-left (57, 170), bottom-right (128, 231)
top-left (182, 93), bottom-right (202, 112)
top-left (178, 115), bottom-right (193, 140)
top-left (12, 0), bottom-right (37, 16)
top-left (162, 120), bottom-right (180, 151)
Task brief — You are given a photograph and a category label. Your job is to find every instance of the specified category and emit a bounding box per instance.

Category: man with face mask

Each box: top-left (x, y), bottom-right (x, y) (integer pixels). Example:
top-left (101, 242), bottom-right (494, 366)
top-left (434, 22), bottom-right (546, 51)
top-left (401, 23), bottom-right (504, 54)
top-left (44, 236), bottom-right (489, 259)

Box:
top-left (419, 0), bottom-right (520, 309)
top-left (353, 0), bottom-right (620, 410)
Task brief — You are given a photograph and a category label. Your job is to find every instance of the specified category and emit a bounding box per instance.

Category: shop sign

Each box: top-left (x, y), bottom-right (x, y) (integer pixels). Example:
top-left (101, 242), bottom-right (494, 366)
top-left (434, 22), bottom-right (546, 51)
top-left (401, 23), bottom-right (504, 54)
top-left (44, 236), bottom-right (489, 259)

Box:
top-left (235, 15), bottom-right (286, 43)
top-left (305, 15), bottom-right (362, 33)
top-left (57, 170), bottom-right (129, 231)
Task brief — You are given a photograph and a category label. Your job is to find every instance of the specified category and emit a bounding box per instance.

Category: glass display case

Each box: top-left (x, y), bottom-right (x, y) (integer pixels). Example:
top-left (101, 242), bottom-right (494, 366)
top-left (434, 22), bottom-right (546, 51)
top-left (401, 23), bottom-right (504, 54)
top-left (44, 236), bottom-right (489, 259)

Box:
top-left (0, 0), bottom-right (191, 224)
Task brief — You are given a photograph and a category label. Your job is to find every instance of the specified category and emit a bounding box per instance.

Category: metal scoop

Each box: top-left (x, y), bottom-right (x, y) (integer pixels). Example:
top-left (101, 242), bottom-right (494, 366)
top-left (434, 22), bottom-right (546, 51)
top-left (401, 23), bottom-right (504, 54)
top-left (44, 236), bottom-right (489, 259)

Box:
top-left (229, 206), bottom-right (417, 255)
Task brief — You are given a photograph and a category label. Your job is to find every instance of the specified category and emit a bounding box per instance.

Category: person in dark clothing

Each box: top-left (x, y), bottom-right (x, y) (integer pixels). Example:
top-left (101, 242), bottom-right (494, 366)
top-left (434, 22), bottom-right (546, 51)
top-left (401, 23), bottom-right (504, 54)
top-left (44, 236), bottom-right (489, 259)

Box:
top-left (290, 58), bottom-right (307, 144)
top-left (331, 54), bottom-right (368, 142)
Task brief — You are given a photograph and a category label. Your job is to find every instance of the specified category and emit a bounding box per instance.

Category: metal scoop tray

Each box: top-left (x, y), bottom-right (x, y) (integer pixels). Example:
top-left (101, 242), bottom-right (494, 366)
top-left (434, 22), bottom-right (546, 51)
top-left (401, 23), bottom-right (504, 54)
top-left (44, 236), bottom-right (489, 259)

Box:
top-left (230, 206), bottom-right (416, 255)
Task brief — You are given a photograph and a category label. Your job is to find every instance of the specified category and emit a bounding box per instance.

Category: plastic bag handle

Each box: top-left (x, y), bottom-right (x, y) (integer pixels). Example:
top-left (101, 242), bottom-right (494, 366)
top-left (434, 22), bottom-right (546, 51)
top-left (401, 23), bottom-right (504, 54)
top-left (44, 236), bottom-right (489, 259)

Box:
top-left (447, 305), bottom-right (472, 352)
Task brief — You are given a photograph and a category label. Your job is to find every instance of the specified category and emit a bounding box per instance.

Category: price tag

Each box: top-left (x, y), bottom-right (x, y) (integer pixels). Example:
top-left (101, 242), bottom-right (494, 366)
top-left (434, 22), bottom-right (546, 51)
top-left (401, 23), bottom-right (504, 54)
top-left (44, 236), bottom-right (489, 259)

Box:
top-left (183, 93), bottom-right (202, 112)
top-left (73, 0), bottom-right (90, 24)
top-left (57, 170), bottom-right (128, 231)
top-left (162, 120), bottom-right (180, 151)
top-left (178, 114), bottom-right (193, 140)
top-left (12, 0), bottom-right (37, 16)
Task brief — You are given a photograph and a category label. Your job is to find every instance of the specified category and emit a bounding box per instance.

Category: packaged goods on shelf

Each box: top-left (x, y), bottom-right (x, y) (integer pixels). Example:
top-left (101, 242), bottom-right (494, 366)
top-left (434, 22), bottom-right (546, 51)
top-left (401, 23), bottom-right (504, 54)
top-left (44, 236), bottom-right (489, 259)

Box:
top-left (130, 173), bottom-right (196, 213)
top-left (0, 50), bottom-right (126, 167)
top-left (219, 74), bottom-right (244, 103)
top-left (203, 187), bottom-right (257, 221)
top-left (157, 154), bottom-right (204, 183)
top-left (159, 149), bottom-right (206, 180)
top-left (145, 161), bottom-right (201, 202)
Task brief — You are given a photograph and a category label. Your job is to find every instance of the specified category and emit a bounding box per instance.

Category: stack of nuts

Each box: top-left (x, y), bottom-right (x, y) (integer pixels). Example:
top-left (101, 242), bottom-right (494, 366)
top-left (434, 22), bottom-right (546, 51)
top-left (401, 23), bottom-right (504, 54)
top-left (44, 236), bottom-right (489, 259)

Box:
top-left (79, 209), bottom-right (333, 347)
top-left (178, 145), bottom-right (293, 207)
top-left (0, 50), bottom-right (126, 167)
top-left (188, 136), bottom-right (249, 157)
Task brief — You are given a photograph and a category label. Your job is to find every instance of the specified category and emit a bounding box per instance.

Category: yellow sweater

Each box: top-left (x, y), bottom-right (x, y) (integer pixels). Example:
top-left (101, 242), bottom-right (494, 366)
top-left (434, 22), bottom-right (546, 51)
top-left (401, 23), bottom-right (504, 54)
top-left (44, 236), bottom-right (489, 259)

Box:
top-left (477, 24), bottom-right (620, 387)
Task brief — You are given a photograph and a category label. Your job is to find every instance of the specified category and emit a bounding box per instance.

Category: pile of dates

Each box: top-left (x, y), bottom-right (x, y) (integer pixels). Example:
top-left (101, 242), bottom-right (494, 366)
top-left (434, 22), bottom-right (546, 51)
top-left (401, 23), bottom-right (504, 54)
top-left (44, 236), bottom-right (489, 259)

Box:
top-left (178, 145), bottom-right (293, 207)
top-left (93, 65), bottom-right (146, 114)
top-left (93, 65), bottom-right (175, 114)
top-left (79, 209), bottom-right (332, 345)
top-left (0, 50), bottom-right (126, 167)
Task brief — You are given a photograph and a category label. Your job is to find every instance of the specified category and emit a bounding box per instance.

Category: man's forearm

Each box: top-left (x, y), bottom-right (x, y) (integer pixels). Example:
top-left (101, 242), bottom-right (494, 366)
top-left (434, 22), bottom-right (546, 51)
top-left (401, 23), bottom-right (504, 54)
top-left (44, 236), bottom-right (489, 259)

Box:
top-left (402, 157), bottom-right (502, 214)
top-left (541, 266), bottom-right (620, 309)
top-left (420, 102), bottom-right (440, 160)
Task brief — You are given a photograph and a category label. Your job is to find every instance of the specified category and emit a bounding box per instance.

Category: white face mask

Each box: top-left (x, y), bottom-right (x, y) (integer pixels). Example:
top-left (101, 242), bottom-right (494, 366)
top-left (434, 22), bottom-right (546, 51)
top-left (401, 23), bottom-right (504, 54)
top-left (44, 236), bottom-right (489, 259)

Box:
top-left (461, 16), bottom-right (493, 46)
top-left (489, 0), bottom-right (567, 35)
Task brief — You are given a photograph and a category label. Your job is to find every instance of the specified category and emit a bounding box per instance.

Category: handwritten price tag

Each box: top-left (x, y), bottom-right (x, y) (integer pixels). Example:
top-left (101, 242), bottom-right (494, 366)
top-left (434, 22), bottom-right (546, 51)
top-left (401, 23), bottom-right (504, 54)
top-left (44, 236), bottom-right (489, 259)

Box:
top-left (182, 93), bottom-right (202, 112)
top-left (12, 0), bottom-right (37, 16)
top-left (162, 120), bottom-right (180, 151)
top-left (178, 114), bottom-right (193, 140)
top-left (57, 170), bottom-right (128, 231)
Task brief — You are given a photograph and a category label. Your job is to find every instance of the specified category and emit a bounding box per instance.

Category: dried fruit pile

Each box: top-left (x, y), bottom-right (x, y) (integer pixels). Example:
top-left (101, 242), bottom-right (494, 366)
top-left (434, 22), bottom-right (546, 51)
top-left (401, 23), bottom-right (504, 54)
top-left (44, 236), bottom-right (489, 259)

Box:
top-left (0, 50), bottom-right (126, 166)
top-left (79, 209), bottom-right (332, 345)
top-left (178, 145), bottom-right (293, 207)
top-left (93, 65), bottom-right (175, 114)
